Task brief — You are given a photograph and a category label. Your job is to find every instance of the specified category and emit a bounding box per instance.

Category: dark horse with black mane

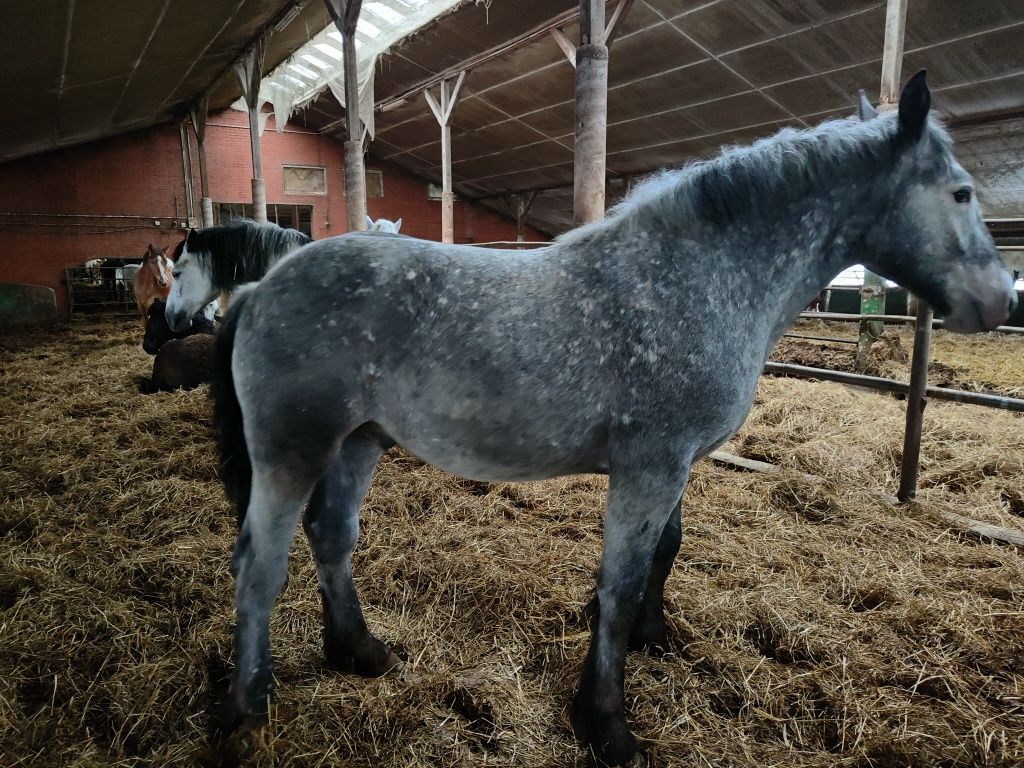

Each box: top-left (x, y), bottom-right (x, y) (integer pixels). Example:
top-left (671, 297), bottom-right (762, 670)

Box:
top-left (207, 75), bottom-right (1013, 765)
top-left (142, 298), bottom-right (216, 355)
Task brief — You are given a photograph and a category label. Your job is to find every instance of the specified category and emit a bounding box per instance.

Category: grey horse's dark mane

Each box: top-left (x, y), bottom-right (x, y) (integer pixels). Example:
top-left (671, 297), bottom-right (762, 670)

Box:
top-left (174, 219), bottom-right (312, 289)
top-left (561, 114), bottom-right (952, 240)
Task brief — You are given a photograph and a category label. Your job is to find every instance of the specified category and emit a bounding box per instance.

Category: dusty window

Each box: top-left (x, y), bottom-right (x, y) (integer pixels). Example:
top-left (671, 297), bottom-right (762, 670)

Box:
top-left (283, 165), bottom-right (327, 195)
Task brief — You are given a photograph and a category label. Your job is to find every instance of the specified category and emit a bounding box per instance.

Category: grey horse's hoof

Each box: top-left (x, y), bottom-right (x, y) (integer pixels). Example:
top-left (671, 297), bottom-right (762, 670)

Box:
top-left (571, 701), bottom-right (644, 767)
top-left (325, 634), bottom-right (403, 677)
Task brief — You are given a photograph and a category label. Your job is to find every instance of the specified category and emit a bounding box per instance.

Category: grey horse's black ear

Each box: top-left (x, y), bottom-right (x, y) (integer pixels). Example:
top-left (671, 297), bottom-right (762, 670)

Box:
top-left (898, 69), bottom-right (930, 142)
top-left (856, 90), bottom-right (877, 121)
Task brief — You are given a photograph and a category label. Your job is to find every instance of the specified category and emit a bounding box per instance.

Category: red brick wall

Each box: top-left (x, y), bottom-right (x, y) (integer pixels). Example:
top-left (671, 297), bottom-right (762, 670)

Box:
top-left (0, 110), bottom-right (545, 320)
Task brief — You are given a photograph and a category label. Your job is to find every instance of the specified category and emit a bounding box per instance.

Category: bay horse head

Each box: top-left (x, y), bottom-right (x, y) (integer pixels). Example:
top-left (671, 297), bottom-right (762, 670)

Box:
top-left (855, 71), bottom-right (1016, 331)
top-left (144, 244), bottom-right (172, 289)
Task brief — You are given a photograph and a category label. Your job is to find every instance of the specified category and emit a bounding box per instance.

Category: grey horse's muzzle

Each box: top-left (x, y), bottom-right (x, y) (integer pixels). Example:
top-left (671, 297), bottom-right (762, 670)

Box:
top-left (943, 261), bottom-right (1017, 333)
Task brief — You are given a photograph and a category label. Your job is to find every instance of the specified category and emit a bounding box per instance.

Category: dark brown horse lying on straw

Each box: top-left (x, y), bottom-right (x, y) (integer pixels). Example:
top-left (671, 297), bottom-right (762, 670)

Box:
top-left (138, 300), bottom-right (216, 394)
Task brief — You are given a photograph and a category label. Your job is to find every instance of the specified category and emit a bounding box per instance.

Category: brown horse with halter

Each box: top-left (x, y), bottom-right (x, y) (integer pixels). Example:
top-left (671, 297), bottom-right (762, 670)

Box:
top-left (133, 244), bottom-right (173, 327)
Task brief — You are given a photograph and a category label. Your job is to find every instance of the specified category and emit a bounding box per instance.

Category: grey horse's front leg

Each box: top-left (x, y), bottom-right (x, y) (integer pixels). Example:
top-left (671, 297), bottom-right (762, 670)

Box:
top-left (303, 434), bottom-right (400, 677)
top-left (572, 462), bottom-right (691, 766)
top-left (629, 502), bottom-right (681, 654)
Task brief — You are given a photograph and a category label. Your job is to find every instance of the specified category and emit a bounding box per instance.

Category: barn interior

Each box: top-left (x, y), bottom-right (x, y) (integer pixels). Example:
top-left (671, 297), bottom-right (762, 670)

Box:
top-left (1, 2), bottom-right (1023, 767)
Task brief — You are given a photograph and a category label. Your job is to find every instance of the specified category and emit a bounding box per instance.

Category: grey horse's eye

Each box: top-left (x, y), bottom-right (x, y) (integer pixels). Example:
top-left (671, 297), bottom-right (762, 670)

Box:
top-left (953, 188), bottom-right (971, 204)
top-left (172, 270), bottom-right (181, 279)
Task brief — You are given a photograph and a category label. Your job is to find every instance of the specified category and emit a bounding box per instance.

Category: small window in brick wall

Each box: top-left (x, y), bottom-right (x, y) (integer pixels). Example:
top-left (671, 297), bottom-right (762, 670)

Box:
top-left (216, 202), bottom-right (314, 238)
top-left (283, 165), bottom-right (327, 195)
top-left (342, 170), bottom-right (384, 198)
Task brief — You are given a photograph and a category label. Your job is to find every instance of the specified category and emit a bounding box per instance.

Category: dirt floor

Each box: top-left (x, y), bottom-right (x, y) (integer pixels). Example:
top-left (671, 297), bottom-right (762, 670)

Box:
top-left (1, 317), bottom-right (1022, 768)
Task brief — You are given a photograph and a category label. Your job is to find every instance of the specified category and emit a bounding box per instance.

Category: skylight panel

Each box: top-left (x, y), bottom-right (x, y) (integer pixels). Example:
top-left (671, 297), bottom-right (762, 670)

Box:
top-left (365, 3), bottom-right (404, 24)
top-left (300, 53), bottom-right (331, 69)
top-left (313, 42), bottom-right (343, 60)
top-left (288, 63), bottom-right (320, 80)
top-left (357, 19), bottom-right (382, 38)
top-left (280, 73), bottom-right (308, 88)
top-left (256, 0), bottom-right (462, 131)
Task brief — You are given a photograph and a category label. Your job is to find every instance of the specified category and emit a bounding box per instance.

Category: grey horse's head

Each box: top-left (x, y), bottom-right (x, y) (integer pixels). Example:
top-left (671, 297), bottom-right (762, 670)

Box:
top-left (856, 71), bottom-right (1016, 332)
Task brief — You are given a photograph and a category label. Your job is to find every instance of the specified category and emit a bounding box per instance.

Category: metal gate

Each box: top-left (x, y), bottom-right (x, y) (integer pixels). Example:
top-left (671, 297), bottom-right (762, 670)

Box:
top-left (65, 262), bottom-right (140, 316)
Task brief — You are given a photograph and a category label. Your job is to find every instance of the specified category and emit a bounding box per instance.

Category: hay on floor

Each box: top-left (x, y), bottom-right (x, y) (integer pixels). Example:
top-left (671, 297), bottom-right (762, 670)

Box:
top-left (1, 317), bottom-right (1022, 767)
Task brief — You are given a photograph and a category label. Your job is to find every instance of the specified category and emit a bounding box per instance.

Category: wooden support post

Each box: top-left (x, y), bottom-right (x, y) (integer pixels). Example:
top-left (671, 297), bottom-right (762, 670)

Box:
top-left (189, 95), bottom-right (214, 228)
top-left (855, 279), bottom-right (886, 370)
top-left (898, 300), bottom-right (934, 501)
top-left (573, 0), bottom-right (609, 226)
top-left (424, 71), bottom-right (466, 244)
top-left (325, 0), bottom-right (367, 232)
top-left (505, 190), bottom-right (538, 246)
top-left (178, 121), bottom-right (195, 223)
top-left (859, 0), bottom-right (909, 361)
top-left (234, 38), bottom-right (267, 223)
top-left (879, 0), bottom-right (910, 108)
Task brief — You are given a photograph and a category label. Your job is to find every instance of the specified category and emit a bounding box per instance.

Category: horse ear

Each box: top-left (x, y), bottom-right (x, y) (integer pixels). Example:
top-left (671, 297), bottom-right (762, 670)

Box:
top-left (394, 218), bottom-right (402, 232)
top-left (897, 70), bottom-right (930, 142)
top-left (856, 90), bottom-right (877, 121)
top-left (365, 215), bottom-right (374, 229)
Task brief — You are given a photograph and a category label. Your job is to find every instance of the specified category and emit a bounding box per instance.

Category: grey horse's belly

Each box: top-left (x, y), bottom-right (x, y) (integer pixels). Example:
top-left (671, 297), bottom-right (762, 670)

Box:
top-left (395, 437), bottom-right (608, 482)
top-left (373, 393), bottom-right (612, 482)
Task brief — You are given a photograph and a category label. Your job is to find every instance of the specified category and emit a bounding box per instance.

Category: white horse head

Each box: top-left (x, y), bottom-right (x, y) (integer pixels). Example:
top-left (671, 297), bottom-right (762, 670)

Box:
top-left (365, 216), bottom-right (402, 234)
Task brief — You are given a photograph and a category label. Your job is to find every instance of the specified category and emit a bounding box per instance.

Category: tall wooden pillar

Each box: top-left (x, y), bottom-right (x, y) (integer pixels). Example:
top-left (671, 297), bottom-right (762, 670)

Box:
top-left (870, 0), bottom-right (929, 501)
top-left (553, 1), bottom-right (632, 227)
top-left (425, 71), bottom-right (466, 243)
top-left (505, 190), bottom-right (537, 246)
top-left (573, 0), bottom-right (608, 226)
top-left (235, 38), bottom-right (267, 223)
top-left (326, 0), bottom-right (368, 232)
top-left (858, 0), bottom-right (910, 369)
top-left (189, 94), bottom-right (214, 228)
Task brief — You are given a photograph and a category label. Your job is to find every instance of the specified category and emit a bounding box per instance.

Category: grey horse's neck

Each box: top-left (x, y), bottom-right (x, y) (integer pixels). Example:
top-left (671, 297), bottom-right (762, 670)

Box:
top-left (565, 117), bottom-right (896, 344)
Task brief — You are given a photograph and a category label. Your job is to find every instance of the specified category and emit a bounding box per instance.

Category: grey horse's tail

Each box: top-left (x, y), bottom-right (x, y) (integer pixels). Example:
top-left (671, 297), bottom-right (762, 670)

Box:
top-left (210, 286), bottom-right (255, 526)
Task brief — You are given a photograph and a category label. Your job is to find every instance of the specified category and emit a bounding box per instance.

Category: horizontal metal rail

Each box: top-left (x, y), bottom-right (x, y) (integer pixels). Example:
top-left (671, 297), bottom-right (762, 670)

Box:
top-left (764, 361), bottom-right (1024, 413)
top-left (783, 333), bottom-right (858, 345)
top-left (798, 311), bottom-right (1024, 334)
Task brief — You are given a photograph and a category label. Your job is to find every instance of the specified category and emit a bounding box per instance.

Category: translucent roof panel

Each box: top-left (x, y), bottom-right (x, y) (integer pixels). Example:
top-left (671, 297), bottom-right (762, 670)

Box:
top-left (253, 0), bottom-right (462, 136)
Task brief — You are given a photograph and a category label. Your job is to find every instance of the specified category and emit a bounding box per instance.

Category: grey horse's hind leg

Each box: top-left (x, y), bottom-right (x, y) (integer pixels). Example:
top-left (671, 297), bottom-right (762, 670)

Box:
top-left (303, 431), bottom-right (400, 677)
top-left (229, 462), bottom-right (319, 726)
top-left (572, 461), bottom-right (691, 766)
top-left (629, 500), bottom-right (682, 654)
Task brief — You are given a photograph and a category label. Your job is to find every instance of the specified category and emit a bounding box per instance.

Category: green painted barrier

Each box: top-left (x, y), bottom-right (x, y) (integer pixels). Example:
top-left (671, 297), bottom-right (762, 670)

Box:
top-left (0, 283), bottom-right (59, 328)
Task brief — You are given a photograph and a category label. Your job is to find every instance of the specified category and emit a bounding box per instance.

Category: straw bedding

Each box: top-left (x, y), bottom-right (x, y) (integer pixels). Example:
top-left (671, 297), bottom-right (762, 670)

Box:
top-left (1, 317), bottom-right (1022, 767)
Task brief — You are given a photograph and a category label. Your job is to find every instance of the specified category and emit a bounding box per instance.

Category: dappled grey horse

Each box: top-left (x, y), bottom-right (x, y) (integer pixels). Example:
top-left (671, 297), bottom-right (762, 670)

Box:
top-left (210, 73), bottom-right (1015, 765)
